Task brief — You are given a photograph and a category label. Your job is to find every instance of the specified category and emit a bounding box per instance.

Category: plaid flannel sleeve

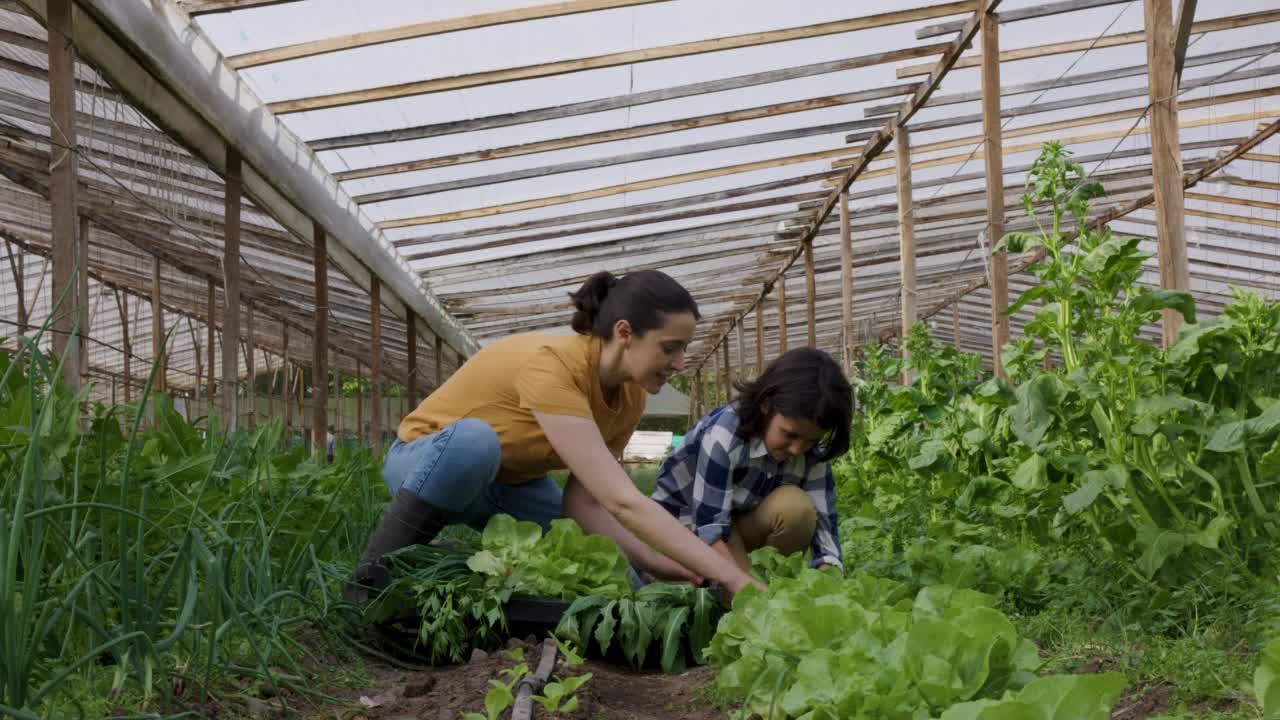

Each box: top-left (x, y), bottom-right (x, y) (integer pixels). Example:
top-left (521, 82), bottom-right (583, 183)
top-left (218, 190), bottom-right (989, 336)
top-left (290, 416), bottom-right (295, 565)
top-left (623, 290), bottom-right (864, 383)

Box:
top-left (804, 462), bottom-right (843, 570)
top-left (688, 420), bottom-right (738, 546)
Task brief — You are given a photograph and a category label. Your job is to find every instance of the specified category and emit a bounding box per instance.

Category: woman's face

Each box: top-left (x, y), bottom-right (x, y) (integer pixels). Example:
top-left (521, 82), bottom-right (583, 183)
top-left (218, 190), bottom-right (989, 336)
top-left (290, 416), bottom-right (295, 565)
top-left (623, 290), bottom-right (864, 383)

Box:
top-left (619, 311), bottom-right (696, 393)
top-left (761, 413), bottom-right (824, 462)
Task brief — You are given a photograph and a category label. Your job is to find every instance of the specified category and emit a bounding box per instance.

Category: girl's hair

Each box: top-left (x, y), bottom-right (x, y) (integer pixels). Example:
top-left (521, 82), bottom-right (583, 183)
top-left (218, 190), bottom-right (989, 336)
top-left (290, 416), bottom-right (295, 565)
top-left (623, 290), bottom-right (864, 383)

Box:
top-left (733, 347), bottom-right (853, 461)
top-left (568, 270), bottom-right (700, 339)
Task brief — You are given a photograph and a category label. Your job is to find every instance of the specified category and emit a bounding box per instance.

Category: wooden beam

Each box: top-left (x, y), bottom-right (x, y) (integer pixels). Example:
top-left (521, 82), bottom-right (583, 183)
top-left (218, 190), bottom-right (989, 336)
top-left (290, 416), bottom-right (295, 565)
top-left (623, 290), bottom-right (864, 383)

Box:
top-left (1185, 191), bottom-right (1280, 213)
top-left (434, 334), bottom-right (444, 390)
top-left (371, 277), bottom-right (383, 456)
top-left (229, 0), bottom-right (671, 69)
top-left (754, 306), bottom-right (764, 376)
top-left (343, 88), bottom-right (903, 187)
top-left (804, 241), bottom-right (817, 347)
top-left (222, 146), bottom-right (241, 431)
top-left (116, 289), bottom-right (131, 403)
top-left (1173, 0), bottom-right (1199, 84)
top-left (47, 0), bottom-right (79, 390)
top-left (982, 9), bottom-right (1009, 378)
top-left (77, 216), bottom-right (89, 385)
top-left (269, 2), bottom-right (973, 114)
top-left (177, 0), bottom-right (303, 14)
top-left (206, 280), bottom-right (215, 409)
top-left (282, 322), bottom-right (291, 434)
top-left (312, 222), bottom-right (329, 461)
top-left (917, 0), bottom-right (1128, 39)
top-left (1145, 0), bottom-right (1190, 346)
top-left (839, 191), bottom-right (855, 369)
top-left (406, 313), bottom-right (418, 406)
top-left (896, 127), bottom-right (917, 365)
top-left (152, 254), bottom-right (166, 395)
top-left (897, 8), bottom-right (1280, 77)
top-left (245, 301), bottom-right (255, 428)
top-left (356, 117), bottom-right (881, 204)
top-left (379, 145), bottom-right (862, 228)
top-left (776, 276), bottom-right (788, 356)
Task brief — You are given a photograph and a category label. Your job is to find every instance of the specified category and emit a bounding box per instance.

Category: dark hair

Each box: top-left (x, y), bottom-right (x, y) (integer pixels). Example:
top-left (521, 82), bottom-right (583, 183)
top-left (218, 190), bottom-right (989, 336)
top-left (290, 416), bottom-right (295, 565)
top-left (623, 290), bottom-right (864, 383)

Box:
top-left (568, 270), bottom-right (700, 339)
top-left (733, 347), bottom-right (853, 461)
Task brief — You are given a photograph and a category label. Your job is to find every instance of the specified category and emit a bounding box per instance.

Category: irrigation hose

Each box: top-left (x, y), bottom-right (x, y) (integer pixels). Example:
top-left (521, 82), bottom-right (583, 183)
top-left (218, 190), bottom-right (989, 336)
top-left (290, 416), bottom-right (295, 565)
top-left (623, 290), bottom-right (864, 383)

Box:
top-left (511, 638), bottom-right (558, 720)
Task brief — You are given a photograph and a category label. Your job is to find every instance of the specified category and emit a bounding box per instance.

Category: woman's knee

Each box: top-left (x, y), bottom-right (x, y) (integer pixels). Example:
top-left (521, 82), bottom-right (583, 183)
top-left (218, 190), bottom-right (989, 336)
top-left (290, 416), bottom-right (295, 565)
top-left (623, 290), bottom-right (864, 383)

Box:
top-left (398, 419), bottom-right (502, 510)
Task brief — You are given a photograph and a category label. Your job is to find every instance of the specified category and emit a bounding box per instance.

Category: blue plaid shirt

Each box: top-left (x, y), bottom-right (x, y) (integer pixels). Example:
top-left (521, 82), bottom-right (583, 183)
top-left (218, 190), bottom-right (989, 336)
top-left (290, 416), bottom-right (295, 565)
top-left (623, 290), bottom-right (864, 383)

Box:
top-left (652, 404), bottom-right (842, 569)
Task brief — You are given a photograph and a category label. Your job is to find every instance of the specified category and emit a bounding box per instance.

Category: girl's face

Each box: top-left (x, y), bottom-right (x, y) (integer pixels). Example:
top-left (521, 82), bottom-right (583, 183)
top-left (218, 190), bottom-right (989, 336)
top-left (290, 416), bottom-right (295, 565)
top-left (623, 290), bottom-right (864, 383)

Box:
top-left (616, 311), bottom-right (696, 393)
top-left (762, 413), bottom-right (824, 462)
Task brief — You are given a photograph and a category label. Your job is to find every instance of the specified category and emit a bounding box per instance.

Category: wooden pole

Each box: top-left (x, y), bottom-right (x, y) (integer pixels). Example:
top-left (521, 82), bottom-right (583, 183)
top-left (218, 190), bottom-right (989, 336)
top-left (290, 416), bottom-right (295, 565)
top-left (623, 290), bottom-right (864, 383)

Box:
top-left (951, 303), bottom-right (961, 349)
top-left (694, 367), bottom-right (705, 416)
top-left (48, 0), bottom-right (80, 390)
top-left (435, 333), bottom-right (445, 389)
top-left (356, 359), bottom-right (364, 446)
top-left (776, 275), bottom-right (788, 356)
top-left (245, 302), bottom-right (255, 428)
top-left (982, 8), bottom-right (1009, 378)
top-left (895, 127), bottom-right (917, 379)
top-left (1145, 0), bottom-right (1191, 346)
top-left (839, 190), bottom-right (855, 370)
top-left (206, 280), bottom-right (215, 413)
top-left (5, 242), bottom-right (27, 336)
top-left (735, 321), bottom-right (746, 383)
top-left (116, 291), bottom-right (132, 404)
top-left (370, 277), bottom-right (383, 456)
top-left (406, 313), bottom-right (418, 406)
top-left (222, 146), bottom-right (242, 431)
top-left (312, 221), bottom-right (329, 460)
top-left (754, 306), bottom-right (764, 377)
top-left (151, 255), bottom-right (166, 400)
top-left (804, 241), bottom-right (817, 347)
top-left (721, 341), bottom-right (732, 402)
top-left (282, 322), bottom-right (291, 436)
top-left (77, 217), bottom-right (90, 386)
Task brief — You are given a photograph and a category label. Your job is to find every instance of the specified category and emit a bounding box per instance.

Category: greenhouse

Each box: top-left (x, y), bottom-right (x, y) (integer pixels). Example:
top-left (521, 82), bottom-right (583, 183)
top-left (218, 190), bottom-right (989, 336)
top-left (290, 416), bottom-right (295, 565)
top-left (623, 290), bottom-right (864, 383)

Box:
top-left (0, 0), bottom-right (1278, 717)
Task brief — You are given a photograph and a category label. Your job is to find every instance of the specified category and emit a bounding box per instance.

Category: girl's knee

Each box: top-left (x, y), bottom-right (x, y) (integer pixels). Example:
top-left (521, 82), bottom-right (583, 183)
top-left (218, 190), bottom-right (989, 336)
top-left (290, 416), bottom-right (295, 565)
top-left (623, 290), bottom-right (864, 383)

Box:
top-left (767, 485), bottom-right (817, 547)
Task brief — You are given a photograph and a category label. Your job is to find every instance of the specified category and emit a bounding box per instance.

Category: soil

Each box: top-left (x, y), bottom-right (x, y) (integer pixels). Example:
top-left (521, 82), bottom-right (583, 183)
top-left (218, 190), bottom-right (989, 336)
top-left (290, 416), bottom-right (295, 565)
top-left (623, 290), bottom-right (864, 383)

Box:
top-left (339, 637), bottom-right (724, 720)
top-left (1110, 683), bottom-right (1174, 720)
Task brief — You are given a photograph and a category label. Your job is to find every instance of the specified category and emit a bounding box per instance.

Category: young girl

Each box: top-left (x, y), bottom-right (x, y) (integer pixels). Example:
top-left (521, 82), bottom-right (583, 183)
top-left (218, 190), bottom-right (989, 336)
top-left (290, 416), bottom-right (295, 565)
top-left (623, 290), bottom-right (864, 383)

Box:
top-left (653, 347), bottom-right (853, 574)
top-left (349, 270), bottom-right (760, 601)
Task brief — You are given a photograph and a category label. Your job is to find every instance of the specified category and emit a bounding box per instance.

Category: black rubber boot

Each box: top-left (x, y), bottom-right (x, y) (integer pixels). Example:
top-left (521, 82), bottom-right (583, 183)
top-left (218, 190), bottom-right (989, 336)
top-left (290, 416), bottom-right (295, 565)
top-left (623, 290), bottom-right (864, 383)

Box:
top-left (343, 488), bottom-right (450, 605)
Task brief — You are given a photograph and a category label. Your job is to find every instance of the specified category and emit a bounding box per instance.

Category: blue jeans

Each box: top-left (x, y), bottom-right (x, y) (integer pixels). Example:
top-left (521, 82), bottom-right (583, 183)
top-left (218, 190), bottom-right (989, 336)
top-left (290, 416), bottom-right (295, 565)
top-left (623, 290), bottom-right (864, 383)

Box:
top-left (382, 418), bottom-right (563, 531)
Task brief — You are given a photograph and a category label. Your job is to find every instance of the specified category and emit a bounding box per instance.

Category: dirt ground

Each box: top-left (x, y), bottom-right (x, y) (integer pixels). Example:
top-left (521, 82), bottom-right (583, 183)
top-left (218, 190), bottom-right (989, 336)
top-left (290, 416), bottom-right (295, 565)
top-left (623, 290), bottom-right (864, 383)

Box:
top-left (335, 637), bottom-right (724, 720)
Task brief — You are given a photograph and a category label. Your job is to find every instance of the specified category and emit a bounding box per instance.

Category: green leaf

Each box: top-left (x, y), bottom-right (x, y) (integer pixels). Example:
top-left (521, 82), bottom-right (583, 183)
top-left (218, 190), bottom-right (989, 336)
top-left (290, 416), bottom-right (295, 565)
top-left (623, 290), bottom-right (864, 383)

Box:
top-left (909, 439), bottom-right (947, 470)
top-left (1135, 526), bottom-right (1188, 578)
top-left (1011, 454), bottom-right (1049, 492)
top-left (995, 231), bottom-right (1043, 254)
top-left (484, 683), bottom-right (514, 720)
top-left (1255, 637), bottom-right (1280, 718)
top-left (1082, 235), bottom-right (1142, 274)
top-left (1190, 515), bottom-right (1235, 551)
top-left (1206, 420), bottom-right (1247, 453)
top-left (595, 600), bottom-right (618, 655)
top-left (1010, 375), bottom-right (1066, 450)
top-left (1005, 285), bottom-right (1048, 316)
top-left (660, 606), bottom-right (691, 673)
top-left (1131, 289), bottom-right (1197, 323)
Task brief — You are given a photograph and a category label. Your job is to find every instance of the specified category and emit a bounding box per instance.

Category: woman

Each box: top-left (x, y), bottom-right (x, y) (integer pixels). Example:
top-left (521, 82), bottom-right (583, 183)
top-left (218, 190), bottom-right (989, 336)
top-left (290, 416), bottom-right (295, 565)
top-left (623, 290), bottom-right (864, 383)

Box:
top-left (349, 270), bottom-right (760, 600)
top-left (653, 348), bottom-right (853, 575)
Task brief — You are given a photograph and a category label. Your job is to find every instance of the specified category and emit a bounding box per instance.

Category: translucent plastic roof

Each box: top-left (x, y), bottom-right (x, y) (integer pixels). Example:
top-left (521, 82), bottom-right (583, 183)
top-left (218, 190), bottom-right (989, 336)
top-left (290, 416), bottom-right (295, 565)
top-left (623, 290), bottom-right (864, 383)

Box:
top-left (2, 0), bottom-right (1276, 394)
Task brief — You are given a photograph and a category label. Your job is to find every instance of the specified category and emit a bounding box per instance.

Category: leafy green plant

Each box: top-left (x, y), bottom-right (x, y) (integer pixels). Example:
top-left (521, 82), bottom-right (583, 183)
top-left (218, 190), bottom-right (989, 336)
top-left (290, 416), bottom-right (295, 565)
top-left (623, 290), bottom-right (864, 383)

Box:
top-left (533, 673), bottom-right (592, 714)
top-left (462, 661), bottom-right (528, 720)
top-left (937, 672), bottom-right (1127, 720)
top-left (1257, 638), bottom-right (1280, 719)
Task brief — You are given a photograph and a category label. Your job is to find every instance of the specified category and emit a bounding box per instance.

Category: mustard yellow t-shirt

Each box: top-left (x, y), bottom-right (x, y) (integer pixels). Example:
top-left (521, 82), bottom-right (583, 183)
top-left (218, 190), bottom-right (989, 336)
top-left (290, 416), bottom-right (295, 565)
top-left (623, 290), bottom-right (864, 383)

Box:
top-left (398, 333), bottom-right (647, 484)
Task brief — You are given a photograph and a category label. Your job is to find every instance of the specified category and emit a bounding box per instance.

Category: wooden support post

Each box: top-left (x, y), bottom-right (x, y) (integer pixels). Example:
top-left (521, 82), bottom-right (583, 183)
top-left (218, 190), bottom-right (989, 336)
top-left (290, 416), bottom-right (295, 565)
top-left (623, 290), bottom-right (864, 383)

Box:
top-left (839, 190), bottom-right (855, 369)
top-left (206, 280), bottom-right (215, 412)
top-left (754, 306), bottom-right (764, 377)
top-left (312, 221), bottom-right (329, 460)
top-left (152, 255), bottom-right (166, 394)
top-left (982, 9), bottom-right (1009, 378)
top-left (951, 303), bottom-right (961, 349)
top-left (721, 340), bottom-right (732, 402)
top-left (434, 334), bottom-right (443, 390)
top-left (282, 322), bottom-right (292, 436)
top-left (356, 360), bottom-right (364, 446)
top-left (776, 275), bottom-right (788, 355)
top-left (77, 217), bottom-right (90, 385)
top-left (370, 277), bottom-right (383, 456)
top-left (804, 240), bottom-right (817, 347)
top-left (735, 321), bottom-right (745, 383)
top-left (407, 313), bottom-right (418, 406)
top-left (694, 367), bottom-right (705, 416)
top-left (5, 242), bottom-right (27, 337)
top-left (895, 127), bottom-right (917, 378)
top-left (48, 0), bottom-right (80, 390)
top-left (245, 302), bottom-right (255, 428)
top-left (222, 147), bottom-right (242, 431)
top-left (1145, 0), bottom-right (1191, 346)
top-left (116, 291), bottom-right (132, 404)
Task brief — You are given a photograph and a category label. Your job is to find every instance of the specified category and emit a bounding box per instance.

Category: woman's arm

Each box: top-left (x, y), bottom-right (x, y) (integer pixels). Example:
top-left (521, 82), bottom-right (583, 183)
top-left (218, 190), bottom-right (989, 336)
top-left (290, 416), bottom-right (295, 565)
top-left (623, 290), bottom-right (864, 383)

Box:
top-left (562, 477), bottom-right (701, 583)
top-left (535, 411), bottom-right (761, 594)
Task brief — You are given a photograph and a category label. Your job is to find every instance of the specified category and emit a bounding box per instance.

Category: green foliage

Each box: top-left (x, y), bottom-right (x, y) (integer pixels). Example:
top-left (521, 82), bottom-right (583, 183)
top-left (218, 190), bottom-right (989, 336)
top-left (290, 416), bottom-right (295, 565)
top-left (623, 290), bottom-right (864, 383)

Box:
top-left (937, 673), bottom-right (1128, 720)
top-left (468, 515), bottom-right (633, 600)
top-left (706, 567), bottom-right (1123, 719)
top-left (1257, 638), bottom-right (1280, 719)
